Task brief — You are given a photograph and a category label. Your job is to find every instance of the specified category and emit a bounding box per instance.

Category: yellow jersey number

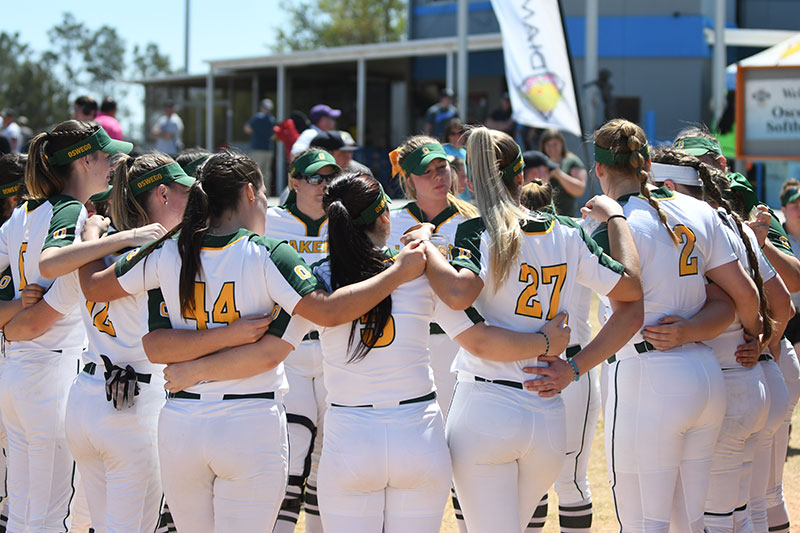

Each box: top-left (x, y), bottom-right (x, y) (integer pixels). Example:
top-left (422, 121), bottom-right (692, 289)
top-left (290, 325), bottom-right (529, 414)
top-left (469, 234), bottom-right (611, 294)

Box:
top-left (85, 301), bottom-right (117, 337)
top-left (673, 224), bottom-right (699, 276)
top-left (359, 315), bottom-right (396, 348)
top-left (515, 263), bottom-right (567, 320)
top-left (18, 242), bottom-right (28, 290)
top-left (183, 281), bottom-right (241, 330)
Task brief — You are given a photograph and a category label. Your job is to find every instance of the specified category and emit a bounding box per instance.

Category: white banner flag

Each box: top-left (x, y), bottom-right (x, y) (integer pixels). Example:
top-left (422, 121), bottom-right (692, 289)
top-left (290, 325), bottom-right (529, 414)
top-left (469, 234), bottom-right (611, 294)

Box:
top-left (490, 0), bottom-right (582, 136)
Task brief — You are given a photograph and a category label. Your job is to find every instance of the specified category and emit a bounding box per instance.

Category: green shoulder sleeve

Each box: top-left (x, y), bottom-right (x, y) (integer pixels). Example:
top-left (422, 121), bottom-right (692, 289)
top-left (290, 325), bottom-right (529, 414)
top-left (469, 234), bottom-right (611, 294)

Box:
top-left (147, 289), bottom-right (172, 332)
top-left (559, 216), bottom-right (625, 274)
top-left (450, 217), bottom-right (485, 275)
top-left (252, 235), bottom-right (323, 296)
top-left (767, 208), bottom-right (795, 257)
top-left (42, 198), bottom-right (84, 250)
top-left (265, 305), bottom-right (291, 339)
top-left (0, 267), bottom-right (14, 301)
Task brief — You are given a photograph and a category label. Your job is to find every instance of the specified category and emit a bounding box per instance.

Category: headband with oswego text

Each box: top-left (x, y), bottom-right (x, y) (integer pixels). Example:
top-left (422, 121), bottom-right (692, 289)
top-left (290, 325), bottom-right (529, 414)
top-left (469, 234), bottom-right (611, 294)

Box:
top-left (130, 162), bottom-right (196, 197)
top-left (47, 127), bottom-right (133, 166)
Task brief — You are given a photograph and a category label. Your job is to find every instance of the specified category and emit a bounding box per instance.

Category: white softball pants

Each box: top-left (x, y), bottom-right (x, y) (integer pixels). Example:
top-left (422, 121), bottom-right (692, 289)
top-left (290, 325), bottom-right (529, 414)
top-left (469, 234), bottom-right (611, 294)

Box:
top-left (606, 348), bottom-right (726, 533)
top-left (65, 368), bottom-right (164, 533)
top-left (158, 396), bottom-right (289, 533)
top-left (318, 400), bottom-right (451, 533)
top-left (704, 365), bottom-right (769, 533)
top-left (447, 380), bottom-right (566, 533)
top-left (0, 351), bottom-right (81, 532)
top-left (428, 333), bottom-right (460, 418)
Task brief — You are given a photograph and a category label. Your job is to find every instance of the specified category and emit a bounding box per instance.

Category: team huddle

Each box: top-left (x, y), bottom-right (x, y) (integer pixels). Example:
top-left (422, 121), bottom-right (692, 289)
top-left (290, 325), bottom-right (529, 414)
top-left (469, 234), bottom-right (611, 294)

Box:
top-left (0, 115), bottom-right (796, 533)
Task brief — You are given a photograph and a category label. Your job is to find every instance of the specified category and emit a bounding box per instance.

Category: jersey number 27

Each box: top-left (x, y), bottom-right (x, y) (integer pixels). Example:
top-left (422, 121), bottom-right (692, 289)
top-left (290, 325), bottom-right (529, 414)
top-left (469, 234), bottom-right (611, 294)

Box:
top-left (515, 263), bottom-right (567, 319)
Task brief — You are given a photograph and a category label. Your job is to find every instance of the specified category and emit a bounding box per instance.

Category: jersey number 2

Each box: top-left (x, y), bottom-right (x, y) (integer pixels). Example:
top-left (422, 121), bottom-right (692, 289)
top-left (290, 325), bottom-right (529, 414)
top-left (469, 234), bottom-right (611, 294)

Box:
top-left (184, 281), bottom-right (241, 330)
top-left (515, 263), bottom-right (567, 319)
top-left (673, 224), bottom-right (698, 276)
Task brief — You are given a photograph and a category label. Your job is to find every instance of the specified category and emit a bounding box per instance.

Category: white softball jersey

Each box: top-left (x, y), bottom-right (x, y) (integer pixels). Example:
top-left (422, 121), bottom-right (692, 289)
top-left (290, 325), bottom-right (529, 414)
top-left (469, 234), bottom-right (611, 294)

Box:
top-left (266, 203), bottom-right (328, 264)
top-left (290, 253), bottom-right (482, 407)
top-left (387, 202), bottom-right (467, 252)
top-left (592, 188), bottom-right (737, 361)
top-left (703, 209), bottom-right (776, 368)
top-left (0, 196), bottom-right (87, 356)
top-left (450, 212), bottom-right (625, 383)
top-left (115, 228), bottom-right (320, 396)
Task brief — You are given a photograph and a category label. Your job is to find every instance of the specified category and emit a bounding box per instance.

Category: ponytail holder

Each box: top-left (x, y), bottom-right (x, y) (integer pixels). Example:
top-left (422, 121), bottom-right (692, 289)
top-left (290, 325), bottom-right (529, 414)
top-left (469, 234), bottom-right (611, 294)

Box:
top-left (352, 182), bottom-right (392, 226)
top-left (594, 142), bottom-right (650, 166)
top-left (389, 147), bottom-right (405, 180)
top-left (500, 147), bottom-right (525, 183)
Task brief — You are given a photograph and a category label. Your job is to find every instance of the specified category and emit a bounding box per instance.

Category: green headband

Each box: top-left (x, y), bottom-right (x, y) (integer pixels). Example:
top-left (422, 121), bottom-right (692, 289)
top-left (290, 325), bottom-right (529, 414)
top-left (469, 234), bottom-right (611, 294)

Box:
top-left (352, 182), bottom-right (392, 226)
top-left (0, 180), bottom-right (22, 199)
top-left (48, 127), bottom-right (133, 166)
top-left (130, 162), bottom-right (196, 197)
top-left (594, 143), bottom-right (650, 166)
top-left (400, 143), bottom-right (449, 176)
top-left (781, 187), bottom-right (800, 206)
top-left (182, 154), bottom-right (211, 177)
top-left (500, 148), bottom-right (525, 183)
top-left (673, 136), bottom-right (722, 157)
top-left (89, 185), bottom-right (113, 203)
top-left (291, 150), bottom-right (340, 177)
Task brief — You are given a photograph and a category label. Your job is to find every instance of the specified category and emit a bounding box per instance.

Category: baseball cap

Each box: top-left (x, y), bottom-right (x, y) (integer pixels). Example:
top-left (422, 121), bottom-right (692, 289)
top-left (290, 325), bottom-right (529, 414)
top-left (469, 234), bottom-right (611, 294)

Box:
top-left (441, 88), bottom-right (455, 99)
top-left (310, 104), bottom-right (341, 124)
top-left (89, 185), bottom-right (113, 203)
top-left (291, 150), bottom-right (341, 177)
top-left (781, 186), bottom-right (800, 206)
top-left (523, 150), bottom-right (558, 171)
top-left (310, 130), bottom-right (359, 152)
top-left (48, 126), bottom-right (133, 166)
top-left (400, 143), bottom-right (450, 176)
top-left (673, 136), bottom-right (722, 157)
top-left (129, 162), bottom-right (196, 197)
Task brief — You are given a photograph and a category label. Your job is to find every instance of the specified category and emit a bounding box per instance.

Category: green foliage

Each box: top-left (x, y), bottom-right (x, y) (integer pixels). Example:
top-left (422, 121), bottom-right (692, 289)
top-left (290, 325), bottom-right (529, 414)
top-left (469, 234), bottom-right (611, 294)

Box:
top-left (273, 0), bottom-right (407, 52)
top-left (132, 43), bottom-right (173, 79)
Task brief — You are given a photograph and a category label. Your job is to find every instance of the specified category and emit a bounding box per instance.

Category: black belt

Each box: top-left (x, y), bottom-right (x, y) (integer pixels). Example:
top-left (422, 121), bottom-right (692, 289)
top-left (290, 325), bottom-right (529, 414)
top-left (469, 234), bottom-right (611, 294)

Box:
top-left (330, 391), bottom-right (436, 408)
top-left (758, 354), bottom-right (773, 362)
top-left (607, 341), bottom-right (655, 364)
top-left (566, 345), bottom-right (582, 358)
top-left (83, 362), bottom-right (151, 384)
top-left (167, 391), bottom-right (275, 400)
top-left (474, 376), bottom-right (524, 390)
top-left (303, 331), bottom-right (320, 341)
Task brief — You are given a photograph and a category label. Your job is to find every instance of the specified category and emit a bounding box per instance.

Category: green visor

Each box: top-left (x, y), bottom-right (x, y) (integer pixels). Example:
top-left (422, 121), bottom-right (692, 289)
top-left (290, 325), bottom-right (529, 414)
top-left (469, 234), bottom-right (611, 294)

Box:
top-left (673, 136), bottom-right (722, 157)
top-left (291, 151), bottom-right (340, 177)
top-left (400, 143), bottom-right (449, 176)
top-left (48, 127), bottom-right (133, 166)
top-left (89, 185), bottom-right (113, 203)
top-left (182, 154), bottom-right (211, 177)
top-left (782, 187), bottom-right (800, 206)
top-left (0, 180), bottom-right (22, 199)
top-left (130, 162), bottom-right (195, 197)
top-left (352, 182), bottom-right (392, 226)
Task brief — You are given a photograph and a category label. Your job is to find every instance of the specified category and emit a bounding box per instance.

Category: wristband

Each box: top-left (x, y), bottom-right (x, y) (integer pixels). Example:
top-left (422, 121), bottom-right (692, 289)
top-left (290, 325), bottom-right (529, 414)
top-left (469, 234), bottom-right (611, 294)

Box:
top-left (540, 331), bottom-right (550, 356)
top-left (606, 214), bottom-right (627, 223)
top-left (567, 358), bottom-right (580, 382)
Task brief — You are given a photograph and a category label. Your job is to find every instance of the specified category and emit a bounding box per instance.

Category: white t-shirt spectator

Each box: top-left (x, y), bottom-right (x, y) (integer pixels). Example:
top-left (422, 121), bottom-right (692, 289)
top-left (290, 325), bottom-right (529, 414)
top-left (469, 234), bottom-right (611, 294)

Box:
top-left (0, 122), bottom-right (23, 153)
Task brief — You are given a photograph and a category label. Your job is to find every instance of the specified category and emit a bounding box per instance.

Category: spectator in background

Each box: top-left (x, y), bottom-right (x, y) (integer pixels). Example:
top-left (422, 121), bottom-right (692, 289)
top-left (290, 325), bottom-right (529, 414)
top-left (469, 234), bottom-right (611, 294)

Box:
top-left (425, 88), bottom-right (458, 139)
top-left (780, 179), bottom-right (800, 348)
top-left (95, 97), bottom-right (123, 140)
top-left (0, 110), bottom-right (22, 153)
top-left (152, 100), bottom-right (184, 157)
top-left (539, 128), bottom-right (587, 216)
top-left (72, 95), bottom-right (98, 121)
top-left (441, 117), bottom-right (466, 160)
top-left (486, 92), bottom-right (515, 137)
top-left (290, 104), bottom-right (340, 157)
top-left (244, 98), bottom-right (276, 192)
top-left (522, 150), bottom-right (558, 185)
top-left (311, 130), bottom-right (373, 177)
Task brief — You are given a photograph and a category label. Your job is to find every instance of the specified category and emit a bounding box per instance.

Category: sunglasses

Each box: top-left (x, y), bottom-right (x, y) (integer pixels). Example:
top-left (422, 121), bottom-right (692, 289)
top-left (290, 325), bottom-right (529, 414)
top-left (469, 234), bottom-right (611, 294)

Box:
top-left (297, 173), bottom-right (336, 185)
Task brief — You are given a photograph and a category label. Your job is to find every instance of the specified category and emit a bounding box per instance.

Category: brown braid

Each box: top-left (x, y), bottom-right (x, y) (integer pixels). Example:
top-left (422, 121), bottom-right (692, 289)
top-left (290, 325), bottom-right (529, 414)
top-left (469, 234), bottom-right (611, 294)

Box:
top-left (652, 147), bottom-right (774, 342)
top-left (595, 119), bottom-right (678, 244)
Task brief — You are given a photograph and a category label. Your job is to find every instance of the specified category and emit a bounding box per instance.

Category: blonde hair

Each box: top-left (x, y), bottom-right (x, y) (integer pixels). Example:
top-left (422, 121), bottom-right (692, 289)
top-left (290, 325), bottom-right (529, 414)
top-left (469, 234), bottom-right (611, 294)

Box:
top-left (25, 120), bottom-right (100, 200)
top-left (397, 135), bottom-right (478, 220)
top-left (520, 179), bottom-right (553, 212)
top-left (595, 119), bottom-right (678, 245)
top-left (111, 152), bottom-right (176, 230)
top-left (465, 126), bottom-right (527, 290)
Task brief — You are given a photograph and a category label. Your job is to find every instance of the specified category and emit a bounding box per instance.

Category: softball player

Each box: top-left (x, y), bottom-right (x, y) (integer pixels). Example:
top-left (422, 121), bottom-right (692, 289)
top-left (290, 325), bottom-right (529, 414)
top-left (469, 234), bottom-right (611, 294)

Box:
top-left (52, 154), bottom-right (191, 532)
top-left (519, 180), bottom-right (601, 533)
top-left (82, 151), bottom-right (427, 532)
top-left (531, 119), bottom-right (766, 533)
top-left (0, 121), bottom-right (159, 532)
top-left (645, 150), bottom-right (785, 533)
top-left (387, 136), bottom-right (478, 419)
top-left (422, 127), bottom-right (643, 532)
top-left (265, 149), bottom-right (339, 532)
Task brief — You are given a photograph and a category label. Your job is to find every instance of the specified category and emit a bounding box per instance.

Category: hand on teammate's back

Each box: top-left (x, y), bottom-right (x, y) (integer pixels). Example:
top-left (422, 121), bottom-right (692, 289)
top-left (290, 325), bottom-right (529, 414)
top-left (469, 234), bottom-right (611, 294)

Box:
top-left (20, 284), bottom-right (46, 308)
top-left (641, 315), bottom-right (688, 351)
top-left (541, 312), bottom-right (571, 356)
top-left (128, 223), bottom-right (168, 247)
top-left (735, 333), bottom-right (762, 368)
top-left (227, 314), bottom-right (274, 345)
top-left (81, 214), bottom-right (111, 241)
top-left (392, 240), bottom-right (428, 282)
top-left (580, 194), bottom-right (624, 223)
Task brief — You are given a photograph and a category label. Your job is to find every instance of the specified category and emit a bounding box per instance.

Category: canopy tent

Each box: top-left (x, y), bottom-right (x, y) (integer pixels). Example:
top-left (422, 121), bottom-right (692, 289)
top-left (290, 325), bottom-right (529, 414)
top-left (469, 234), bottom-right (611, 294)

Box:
top-left (727, 33), bottom-right (800, 89)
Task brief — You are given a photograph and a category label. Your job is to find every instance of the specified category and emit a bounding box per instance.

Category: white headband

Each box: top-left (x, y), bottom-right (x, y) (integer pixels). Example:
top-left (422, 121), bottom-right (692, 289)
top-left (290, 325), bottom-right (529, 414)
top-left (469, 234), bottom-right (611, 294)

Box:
top-left (650, 162), bottom-right (702, 187)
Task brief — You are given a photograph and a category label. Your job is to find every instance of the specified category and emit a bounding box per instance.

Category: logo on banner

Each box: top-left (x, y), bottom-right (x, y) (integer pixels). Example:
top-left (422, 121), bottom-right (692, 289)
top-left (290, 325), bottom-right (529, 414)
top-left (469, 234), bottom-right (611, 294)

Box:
top-left (517, 2), bottom-right (565, 120)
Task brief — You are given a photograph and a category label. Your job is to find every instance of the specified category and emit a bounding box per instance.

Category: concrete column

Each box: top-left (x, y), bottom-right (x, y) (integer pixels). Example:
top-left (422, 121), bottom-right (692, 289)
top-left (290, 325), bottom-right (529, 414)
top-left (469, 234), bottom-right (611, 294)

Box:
top-left (205, 69), bottom-right (214, 150)
top-left (357, 58), bottom-right (366, 146)
top-left (276, 64), bottom-right (287, 192)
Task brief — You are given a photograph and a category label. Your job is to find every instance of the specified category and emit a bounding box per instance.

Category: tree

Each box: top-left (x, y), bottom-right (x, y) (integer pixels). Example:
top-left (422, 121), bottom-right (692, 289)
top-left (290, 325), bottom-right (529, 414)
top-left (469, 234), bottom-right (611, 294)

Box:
top-left (45, 12), bottom-right (89, 91)
top-left (273, 0), bottom-right (407, 52)
top-left (81, 25), bottom-right (126, 95)
top-left (132, 43), bottom-right (173, 79)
